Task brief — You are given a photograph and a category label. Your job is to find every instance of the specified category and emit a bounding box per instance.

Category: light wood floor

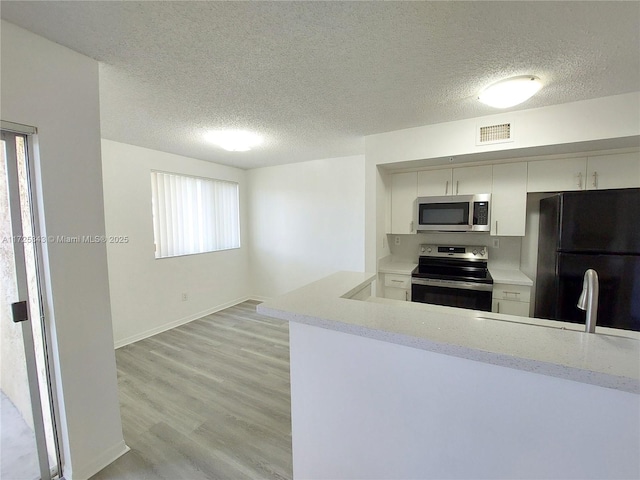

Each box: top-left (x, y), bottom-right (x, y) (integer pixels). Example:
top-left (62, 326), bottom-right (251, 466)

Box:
top-left (91, 300), bottom-right (292, 480)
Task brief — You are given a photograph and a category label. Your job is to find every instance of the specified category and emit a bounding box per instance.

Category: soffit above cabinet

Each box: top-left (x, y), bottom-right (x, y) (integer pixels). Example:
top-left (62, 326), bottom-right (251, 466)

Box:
top-left (381, 138), bottom-right (640, 174)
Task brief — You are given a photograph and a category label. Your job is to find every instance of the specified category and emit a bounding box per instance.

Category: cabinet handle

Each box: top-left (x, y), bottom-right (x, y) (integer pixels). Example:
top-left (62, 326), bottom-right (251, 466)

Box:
top-left (405, 290), bottom-right (409, 301)
top-left (497, 301), bottom-right (500, 314)
top-left (391, 280), bottom-right (403, 283)
top-left (410, 221), bottom-right (414, 233)
top-left (445, 180), bottom-right (449, 195)
top-left (495, 220), bottom-right (498, 235)
top-left (592, 171), bottom-right (598, 189)
top-left (456, 180), bottom-right (459, 195)
top-left (577, 172), bottom-right (582, 189)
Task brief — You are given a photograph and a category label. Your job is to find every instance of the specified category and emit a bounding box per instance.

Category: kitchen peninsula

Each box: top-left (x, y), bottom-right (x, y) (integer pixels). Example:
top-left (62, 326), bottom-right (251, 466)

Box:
top-left (258, 272), bottom-right (640, 480)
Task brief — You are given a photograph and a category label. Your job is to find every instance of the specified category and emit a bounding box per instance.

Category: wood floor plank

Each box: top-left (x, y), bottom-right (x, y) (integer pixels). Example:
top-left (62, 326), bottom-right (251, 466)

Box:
top-left (91, 301), bottom-right (292, 480)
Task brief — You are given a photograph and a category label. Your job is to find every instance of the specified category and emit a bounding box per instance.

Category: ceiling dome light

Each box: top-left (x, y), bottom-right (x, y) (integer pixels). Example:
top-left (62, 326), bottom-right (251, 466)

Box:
top-left (204, 129), bottom-right (263, 152)
top-left (478, 75), bottom-right (543, 109)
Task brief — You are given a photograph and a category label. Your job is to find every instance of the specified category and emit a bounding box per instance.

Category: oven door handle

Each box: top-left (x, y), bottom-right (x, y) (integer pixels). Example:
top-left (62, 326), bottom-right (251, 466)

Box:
top-left (411, 278), bottom-right (493, 292)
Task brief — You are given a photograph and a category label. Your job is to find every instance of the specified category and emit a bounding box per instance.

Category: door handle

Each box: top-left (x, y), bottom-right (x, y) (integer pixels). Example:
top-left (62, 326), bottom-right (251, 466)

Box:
top-left (11, 300), bottom-right (29, 323)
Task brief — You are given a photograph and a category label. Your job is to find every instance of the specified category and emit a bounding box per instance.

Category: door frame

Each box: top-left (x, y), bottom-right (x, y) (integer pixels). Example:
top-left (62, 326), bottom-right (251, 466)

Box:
top-left (2, 120), bottom-right (64, 478)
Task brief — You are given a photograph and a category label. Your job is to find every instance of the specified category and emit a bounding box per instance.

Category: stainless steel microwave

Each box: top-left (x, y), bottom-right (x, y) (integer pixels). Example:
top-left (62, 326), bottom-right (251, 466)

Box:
top-left (415, 194), bottom-right (491, 232)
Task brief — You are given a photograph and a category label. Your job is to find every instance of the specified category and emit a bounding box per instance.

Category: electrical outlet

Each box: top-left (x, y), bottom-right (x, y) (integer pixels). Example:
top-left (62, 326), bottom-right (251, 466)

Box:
top-left (181, 292), bottom-right (188, 301)
top-left (492, 238), bottom-right (500, 249)
top-left (395, 236), bottom-right (401, 245)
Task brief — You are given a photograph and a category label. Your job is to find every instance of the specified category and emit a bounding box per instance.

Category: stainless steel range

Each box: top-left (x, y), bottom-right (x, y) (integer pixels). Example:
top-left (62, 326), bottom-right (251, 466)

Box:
top-left (411, 244), bottom-right (493, 312)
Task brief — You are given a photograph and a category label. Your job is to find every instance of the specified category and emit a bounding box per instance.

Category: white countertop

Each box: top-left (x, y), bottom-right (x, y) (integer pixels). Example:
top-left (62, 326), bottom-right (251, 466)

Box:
top-left (489, 268), bottom-right (533, 286)
top-left (377, 256), bottom-right (417, 275)
top-left (379, 257), bottom-right (533, 286)
top-left (257, 271), bottom-right (640, 394)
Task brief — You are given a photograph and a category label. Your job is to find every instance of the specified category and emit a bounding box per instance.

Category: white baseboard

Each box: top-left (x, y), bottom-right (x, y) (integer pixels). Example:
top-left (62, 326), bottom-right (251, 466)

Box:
top-left (68, 440), bottom-right (130, 480)
top-left (114, 295), bottom-right (271, 349)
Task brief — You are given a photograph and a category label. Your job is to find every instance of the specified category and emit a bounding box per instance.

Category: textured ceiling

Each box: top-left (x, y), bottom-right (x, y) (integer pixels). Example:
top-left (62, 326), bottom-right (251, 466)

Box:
top-left (2, 1), bottom-right (639, 169)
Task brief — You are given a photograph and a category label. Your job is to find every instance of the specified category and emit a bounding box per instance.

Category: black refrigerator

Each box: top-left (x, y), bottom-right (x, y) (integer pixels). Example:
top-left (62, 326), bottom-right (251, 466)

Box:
top-left (534, 188), bottom-right (640, 331)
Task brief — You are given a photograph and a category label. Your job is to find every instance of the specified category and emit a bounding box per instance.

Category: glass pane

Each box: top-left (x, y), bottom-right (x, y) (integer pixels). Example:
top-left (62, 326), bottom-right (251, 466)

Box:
top-left (0, 138), bottom-right (41, 479)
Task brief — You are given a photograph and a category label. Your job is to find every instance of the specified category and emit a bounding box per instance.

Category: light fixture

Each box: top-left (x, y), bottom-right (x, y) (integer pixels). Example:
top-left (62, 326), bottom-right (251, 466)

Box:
top-left (478, 75), bottom-right (543, 109)
top-left (204, 129), bottom-right (263, 152)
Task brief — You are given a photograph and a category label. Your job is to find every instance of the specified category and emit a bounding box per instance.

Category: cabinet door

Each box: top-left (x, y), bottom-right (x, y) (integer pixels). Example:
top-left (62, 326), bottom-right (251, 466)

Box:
top-left (527, 157), bottom-right (587, 192)
top-left (586, 152), bottom-right (640, 190)
top-left (492, 299), bottom-right (530, 317)
top-left (453, 165), bottom-right (493, 195)
top-left (390, 172), bottom-right (417, 234)
top-left (385, 287), bottom-right (409, 301)
top-left (417, 169), bottom-right (452, 196)
top-left (491, 163), bottom-right (527, 236)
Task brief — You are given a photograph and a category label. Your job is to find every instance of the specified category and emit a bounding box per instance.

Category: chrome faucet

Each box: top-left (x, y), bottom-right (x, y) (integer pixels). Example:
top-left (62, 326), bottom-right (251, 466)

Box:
top-left (577, 269), bottom-right (599, 333)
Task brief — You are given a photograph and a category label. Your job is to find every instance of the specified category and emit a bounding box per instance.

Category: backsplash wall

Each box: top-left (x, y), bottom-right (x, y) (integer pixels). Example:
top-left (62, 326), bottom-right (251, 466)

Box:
top-left (387, 232), bottom-right (522, 270)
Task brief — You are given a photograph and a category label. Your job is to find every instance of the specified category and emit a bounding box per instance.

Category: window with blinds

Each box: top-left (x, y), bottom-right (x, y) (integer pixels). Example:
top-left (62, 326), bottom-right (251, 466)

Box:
top-left (150, 171), bottom-right (240, 258)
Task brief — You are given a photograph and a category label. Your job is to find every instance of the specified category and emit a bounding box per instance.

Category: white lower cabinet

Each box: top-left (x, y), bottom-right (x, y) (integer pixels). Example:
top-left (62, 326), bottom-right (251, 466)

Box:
top-left (492, 283), bottom-right (531, 317)
top-left (492, 299), bottom-right (530, 317)
top-left (383, 273), bottom-right (411, 301)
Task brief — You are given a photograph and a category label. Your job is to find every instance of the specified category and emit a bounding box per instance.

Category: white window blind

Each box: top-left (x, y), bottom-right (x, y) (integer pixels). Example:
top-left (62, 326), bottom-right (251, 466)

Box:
top-left (151, 171), bottom-right (240, 258)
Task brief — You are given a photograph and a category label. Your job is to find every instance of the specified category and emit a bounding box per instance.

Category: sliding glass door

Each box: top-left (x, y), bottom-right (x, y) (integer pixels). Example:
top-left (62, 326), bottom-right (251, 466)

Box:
top-left (1, 127), bottom-right (62, 479)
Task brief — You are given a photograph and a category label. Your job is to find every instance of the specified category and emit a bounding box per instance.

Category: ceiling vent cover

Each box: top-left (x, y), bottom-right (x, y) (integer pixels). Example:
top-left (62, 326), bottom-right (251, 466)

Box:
top-left (477, 123), bottom-right (513, 145)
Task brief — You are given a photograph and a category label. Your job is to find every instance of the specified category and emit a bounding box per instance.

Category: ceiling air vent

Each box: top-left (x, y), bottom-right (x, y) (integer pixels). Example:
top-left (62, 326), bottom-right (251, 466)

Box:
top-left (477, 123), bottom-right (513, 145)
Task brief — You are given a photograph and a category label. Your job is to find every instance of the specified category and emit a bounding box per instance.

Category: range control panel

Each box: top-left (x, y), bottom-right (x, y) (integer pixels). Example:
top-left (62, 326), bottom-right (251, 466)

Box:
top-left (419, 244), bottom-right (488, 260)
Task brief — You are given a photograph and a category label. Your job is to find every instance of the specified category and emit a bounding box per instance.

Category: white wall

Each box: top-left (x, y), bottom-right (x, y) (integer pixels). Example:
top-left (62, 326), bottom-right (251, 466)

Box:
top-left (248, 155), bottom-right (366, 299)
top-left (290, 321), bottom-right (640, 479)
top-left (101, 140), bottom-right (250, 347)
top-left (1, 21), bottom-right (126, 479)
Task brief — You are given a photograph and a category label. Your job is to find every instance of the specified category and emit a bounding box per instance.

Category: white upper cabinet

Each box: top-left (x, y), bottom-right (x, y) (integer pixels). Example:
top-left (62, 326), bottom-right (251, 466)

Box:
top-left (527, 157), bottom-right (587, 192)
top-left (490, 162), bottom-right (527, 236)
top-left (417, 165), bottom-right (492, 196)
top-left (527, 153), bottom-right (640, 192)
top-left (390, 172), bottom-right (417, 234)
top-left (417, 169), bottom-right (452, 196)
top-left (453, 165), bottom-right (493, 195)
top-left (586, 152), bottom-right (640, 190)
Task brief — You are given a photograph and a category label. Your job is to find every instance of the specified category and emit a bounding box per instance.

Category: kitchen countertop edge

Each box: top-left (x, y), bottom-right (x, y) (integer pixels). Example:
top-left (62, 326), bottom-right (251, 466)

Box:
top-left (257, 271), bottom-right (639, 395)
